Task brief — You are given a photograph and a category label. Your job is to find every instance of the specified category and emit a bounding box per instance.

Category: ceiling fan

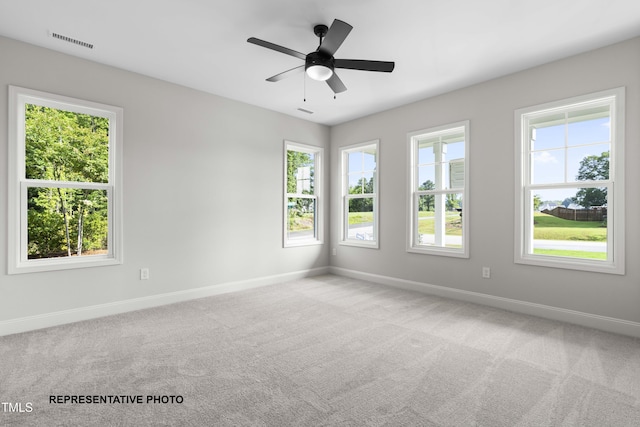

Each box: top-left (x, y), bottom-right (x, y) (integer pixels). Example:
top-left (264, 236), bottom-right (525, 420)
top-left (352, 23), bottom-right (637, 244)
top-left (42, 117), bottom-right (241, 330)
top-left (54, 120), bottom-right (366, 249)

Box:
top-left (247, 19), bottom-right (395, 94)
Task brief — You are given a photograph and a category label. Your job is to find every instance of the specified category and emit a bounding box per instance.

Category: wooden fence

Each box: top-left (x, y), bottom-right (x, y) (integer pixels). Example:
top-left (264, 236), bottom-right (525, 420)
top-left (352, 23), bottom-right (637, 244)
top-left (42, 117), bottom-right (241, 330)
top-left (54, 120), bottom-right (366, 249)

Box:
top-left (541, 206), bottom-right (606, 222)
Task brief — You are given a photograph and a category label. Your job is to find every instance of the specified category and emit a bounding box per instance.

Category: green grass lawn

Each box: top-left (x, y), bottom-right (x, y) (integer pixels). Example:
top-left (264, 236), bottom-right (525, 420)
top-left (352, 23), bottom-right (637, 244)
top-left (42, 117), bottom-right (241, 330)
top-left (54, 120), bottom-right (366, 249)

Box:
top-left (348, 212), bottom-right (374, 225)
top-left (533, 213), bottom-right (607, 259)
top-left (288, 214), bottom-right (314, 231)
top-left (345, 211), bottom-right (604, 249)
top-left (533, 249), bottom-right (607, 260)
top-left (533, 212), bottom-right (606, 241)
top-left (417, 212), bottom-right (462, 236)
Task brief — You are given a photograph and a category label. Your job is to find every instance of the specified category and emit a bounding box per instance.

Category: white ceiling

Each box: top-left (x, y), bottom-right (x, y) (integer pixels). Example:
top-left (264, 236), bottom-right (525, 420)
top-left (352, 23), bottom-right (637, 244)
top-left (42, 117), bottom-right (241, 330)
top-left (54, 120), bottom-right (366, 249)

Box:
top-left (1, 0), bottom-right (639, 126)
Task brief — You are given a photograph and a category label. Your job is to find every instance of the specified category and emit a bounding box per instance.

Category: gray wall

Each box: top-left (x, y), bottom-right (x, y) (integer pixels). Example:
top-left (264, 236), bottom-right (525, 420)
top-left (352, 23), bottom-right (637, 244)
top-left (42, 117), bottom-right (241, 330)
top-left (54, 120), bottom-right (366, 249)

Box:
top-left (0, 36), bottom-right (330, 321)
top-left (330, 37), bottom-right (640, 324)
top-left (2, 34), bottom-right (638, 330)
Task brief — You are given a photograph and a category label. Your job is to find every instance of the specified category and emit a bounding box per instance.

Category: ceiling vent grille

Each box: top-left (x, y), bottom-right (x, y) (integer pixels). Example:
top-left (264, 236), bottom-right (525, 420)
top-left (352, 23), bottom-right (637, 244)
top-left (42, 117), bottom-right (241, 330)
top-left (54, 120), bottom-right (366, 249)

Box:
top-left (50, 32), bottom-right (94, 49)
top-left (297, 108), bottom-right (314, 114)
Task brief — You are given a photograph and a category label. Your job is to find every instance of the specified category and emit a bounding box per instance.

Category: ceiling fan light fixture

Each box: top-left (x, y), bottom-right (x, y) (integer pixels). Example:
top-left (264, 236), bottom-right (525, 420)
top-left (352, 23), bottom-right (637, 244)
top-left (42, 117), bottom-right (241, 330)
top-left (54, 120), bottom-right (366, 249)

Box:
top-left (306, 64), bottom-right (333, 81)
top-left (305, 52), bottom-right (334, 81)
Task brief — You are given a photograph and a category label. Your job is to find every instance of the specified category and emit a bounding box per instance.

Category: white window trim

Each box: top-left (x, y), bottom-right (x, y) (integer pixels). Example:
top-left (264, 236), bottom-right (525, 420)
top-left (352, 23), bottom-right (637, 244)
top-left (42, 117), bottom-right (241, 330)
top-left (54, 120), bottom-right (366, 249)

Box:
top-left (340, 140), bottom-right (379, 249)
top-left (514, 87), bottom-right (625, 274)
top-left (283, 141), bottom-right (323, 247)
top-left (407, 121), bottom-right (469, 258)
top-left (8, 86), bottom-right (124, 274)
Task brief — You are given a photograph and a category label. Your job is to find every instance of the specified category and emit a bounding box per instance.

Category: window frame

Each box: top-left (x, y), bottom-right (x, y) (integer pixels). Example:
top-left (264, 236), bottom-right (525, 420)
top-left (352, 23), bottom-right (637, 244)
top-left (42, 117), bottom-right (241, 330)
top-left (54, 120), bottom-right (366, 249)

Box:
top-left (283, 141), bottom-right (323, 247)
top-left (340, 140), bottom-right (379, 249)
top-left (514, 87), bottom-right (625, 274)
top-left (407, 121), bottom-right (470, 258)
top-left (8, 86), bottom-right (124, 274)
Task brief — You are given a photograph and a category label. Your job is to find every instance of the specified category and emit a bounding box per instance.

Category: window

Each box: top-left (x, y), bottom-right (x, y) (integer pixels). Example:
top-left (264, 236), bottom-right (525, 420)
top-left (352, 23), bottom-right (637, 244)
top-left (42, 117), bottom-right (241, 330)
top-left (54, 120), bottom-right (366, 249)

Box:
top-left (8, 86), bottom-right (123, 274)
top-left (340, 140), bottom-right (379, 248)
top-left (515, 88), bottom-right (625, 274)
top-left (408, 122), bottom-right (469, 257)
top-left (284, 141), bottom-right (323, 246)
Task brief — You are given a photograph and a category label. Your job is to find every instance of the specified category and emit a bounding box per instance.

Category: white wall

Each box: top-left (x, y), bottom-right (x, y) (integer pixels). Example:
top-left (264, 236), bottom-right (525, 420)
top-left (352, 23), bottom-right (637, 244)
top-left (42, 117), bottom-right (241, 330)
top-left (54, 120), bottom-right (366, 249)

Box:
top-left (0, 36), bottom-right (330, 326)
top-left (330, 37), bottom-right (640, 326)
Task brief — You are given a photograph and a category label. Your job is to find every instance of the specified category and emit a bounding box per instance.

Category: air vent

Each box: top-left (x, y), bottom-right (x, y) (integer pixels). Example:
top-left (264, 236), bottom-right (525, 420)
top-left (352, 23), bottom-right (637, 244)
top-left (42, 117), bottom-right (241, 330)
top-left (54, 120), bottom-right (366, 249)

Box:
top-left (50, 31), bottom-right (94, 49)
top-left (297, 108), bottom-right (314, 114)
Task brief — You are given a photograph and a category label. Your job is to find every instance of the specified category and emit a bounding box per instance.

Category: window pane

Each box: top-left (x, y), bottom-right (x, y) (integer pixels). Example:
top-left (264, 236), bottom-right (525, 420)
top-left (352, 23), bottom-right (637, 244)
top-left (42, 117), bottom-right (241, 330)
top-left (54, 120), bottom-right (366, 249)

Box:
top-left (347, 197), bottom-right (374, 241)
top-left (447, 141), bottom-right (465, 160)
top-left (348, 149), bottom-right (376, 174)
top-left (25, 105), bottom-right (110, 183)
top-left (567, 110), bottom-right (610, 146)
top-left (348, 171), bottom-right (374, 194)
top-left (418, 166), bottom-right (435, 189)
top-left (287, 197), bottom-right (316, 241)
top-left (416, 193), bottom-right (463, 247)
top-left (449, 161), bottom-right (465, 189)
top-left (286, 150), bottom-right (314, 194)
top-left (418, 142), bottom-right (435, 164)
top-left (567, 146), bottom-right (609, 182)
top-left (348, 152), bottom-right (363, 172)
top-left (363, 151), bottom-right (376, 171)
top-left (532, 187), bottom-right (607, 260)
top-left (444, 193), bottom-right (464, 248)
top-left (417, 196), bottom-right (435, 245)
top-left (27, 187), bottom-right (109, 259)
top-left (531, 119), bottom-right (565, 151)
top-left (532, 149), bottom-right (565, 184)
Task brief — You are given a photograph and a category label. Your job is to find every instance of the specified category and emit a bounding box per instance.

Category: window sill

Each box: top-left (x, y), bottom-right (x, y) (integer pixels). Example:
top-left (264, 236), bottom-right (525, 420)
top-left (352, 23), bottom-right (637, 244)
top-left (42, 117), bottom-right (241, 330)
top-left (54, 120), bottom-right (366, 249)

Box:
top-left (9, 255), bottom-right (122, 275)
top-left (339, 240), bottom-right (379, 249)
top-left (407, 246), bottom-right (468, 258)
top-left (515, 254), bottom-right (624, 275)
top-left (284, 240), bottom-right (324, 248)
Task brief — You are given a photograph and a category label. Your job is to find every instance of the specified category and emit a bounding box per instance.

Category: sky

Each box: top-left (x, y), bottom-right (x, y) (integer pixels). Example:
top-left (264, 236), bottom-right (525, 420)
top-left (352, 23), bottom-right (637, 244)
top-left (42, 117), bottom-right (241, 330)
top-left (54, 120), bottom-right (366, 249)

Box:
top-left (531, 116), bottom-right (610, 202)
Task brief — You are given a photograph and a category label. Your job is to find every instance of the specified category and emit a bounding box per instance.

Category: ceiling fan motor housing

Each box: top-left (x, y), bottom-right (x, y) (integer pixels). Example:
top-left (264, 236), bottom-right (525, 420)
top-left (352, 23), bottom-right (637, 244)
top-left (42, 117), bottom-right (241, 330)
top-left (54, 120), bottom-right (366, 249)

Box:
top-left (306, 51), bottom-right (335, 72)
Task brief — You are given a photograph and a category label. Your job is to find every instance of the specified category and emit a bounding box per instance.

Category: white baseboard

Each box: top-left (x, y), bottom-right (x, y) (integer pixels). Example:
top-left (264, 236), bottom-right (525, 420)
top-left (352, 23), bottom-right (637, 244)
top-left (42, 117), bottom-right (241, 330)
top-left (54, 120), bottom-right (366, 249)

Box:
top-left (0, 267), bottom-right (330, 337)
top-left (330, 266), bottom-right (640, 338)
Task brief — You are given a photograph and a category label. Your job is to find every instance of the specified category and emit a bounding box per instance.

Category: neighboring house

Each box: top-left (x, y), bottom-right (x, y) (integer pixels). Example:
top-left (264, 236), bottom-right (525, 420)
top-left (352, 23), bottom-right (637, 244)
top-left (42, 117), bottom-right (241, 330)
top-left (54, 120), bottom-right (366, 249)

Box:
top-left (538, 202), bottom-right (558, 211)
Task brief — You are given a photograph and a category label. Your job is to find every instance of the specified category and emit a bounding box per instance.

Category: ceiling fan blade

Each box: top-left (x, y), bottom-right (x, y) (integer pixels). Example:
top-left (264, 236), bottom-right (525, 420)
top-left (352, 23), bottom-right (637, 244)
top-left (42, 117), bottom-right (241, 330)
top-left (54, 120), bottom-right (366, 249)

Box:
top-left (326, 73), bottom-right (347, 94)
top-left (335, 59), bottom-right (395, 72)
top-left (318, 19), bottom-right (352, 57)
top-left (247, 37), bottom-right (306, 60)
top-left (266, 65), bottom-right (304, 82)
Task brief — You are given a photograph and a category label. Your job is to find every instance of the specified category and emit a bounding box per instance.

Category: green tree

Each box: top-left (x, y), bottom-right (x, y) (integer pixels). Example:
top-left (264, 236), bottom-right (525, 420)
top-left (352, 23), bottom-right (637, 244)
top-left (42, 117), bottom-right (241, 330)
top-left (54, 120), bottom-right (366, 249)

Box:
top-left (533, 194), bottom-right (542, 211)
top-left (572, 151), bottom-right (609, 208)
top-left (25, 105), bottom-right (109, 258)
top-left (348, 177), bottom-right (374, 212)
top-left (286, 150), bottom-right (313, 194)
top-left (418, 180), bottom-right (435, 211)
top-left (446, 194), bottom-right (461, 211)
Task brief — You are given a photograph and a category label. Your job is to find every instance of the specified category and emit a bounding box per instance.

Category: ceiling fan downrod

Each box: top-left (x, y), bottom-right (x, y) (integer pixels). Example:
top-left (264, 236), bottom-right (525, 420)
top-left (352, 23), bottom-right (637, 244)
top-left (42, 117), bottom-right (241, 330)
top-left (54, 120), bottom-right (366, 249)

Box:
top-left (313, 24), bottom-right (328, 48)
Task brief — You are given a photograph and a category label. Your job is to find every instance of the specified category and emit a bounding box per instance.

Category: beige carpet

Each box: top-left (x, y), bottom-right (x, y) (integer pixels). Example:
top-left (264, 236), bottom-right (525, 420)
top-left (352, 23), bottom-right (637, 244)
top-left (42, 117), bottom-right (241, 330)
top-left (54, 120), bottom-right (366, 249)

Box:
top-left (1, 274), bottom-right (640, 426)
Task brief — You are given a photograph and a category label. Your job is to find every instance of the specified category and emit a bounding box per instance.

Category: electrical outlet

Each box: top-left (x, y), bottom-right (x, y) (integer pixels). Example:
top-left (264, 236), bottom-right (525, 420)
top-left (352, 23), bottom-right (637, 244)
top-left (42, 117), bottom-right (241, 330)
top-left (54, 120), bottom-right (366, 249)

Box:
top-left (140, 268), bottom-right (149, 280)
top-left (482, 267), bottom-right (491, 279)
